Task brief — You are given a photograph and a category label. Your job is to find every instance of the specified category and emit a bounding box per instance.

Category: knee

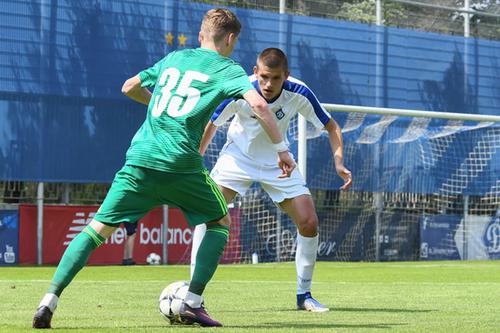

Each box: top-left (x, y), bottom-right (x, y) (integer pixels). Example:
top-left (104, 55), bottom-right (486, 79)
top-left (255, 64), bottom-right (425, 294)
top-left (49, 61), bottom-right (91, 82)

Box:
top-left (89, 219), bottom-right (116, 239)
top-left (216, 214), bottom-right (231, 228)
top-left (297, 216), bottom-right (318, 237)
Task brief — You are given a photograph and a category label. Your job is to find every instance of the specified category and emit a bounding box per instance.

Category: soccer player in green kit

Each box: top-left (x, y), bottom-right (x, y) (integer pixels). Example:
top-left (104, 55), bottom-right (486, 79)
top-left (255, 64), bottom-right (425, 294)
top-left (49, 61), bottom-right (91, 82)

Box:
top-left (33, 8), bottom-right (295, 328)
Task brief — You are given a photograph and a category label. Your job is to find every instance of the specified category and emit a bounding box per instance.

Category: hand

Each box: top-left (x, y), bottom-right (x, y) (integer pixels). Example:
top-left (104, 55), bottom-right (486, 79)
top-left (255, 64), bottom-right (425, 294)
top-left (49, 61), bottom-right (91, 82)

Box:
top-left (336, 164), bottom-right (352, 190)
top-left (277, 151), bottom-right (296, 178)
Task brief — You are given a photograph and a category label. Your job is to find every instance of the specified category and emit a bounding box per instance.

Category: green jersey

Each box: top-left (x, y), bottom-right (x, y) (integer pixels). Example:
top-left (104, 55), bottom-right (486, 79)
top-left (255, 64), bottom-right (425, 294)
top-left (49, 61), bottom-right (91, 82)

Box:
top-left (126, 48), bottom-right (253, 173)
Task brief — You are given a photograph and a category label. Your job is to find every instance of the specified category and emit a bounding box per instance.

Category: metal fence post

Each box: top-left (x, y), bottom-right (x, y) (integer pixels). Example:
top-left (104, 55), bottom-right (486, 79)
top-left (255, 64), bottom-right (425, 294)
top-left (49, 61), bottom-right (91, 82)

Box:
top-left (162, 205), bottom-right (169, 265)
top-left (463, 195), bottom-right (469, 260)
top-left (374, 192), bottom-right (383, 262)
top-left (37, 182), bottom-right (44, 265)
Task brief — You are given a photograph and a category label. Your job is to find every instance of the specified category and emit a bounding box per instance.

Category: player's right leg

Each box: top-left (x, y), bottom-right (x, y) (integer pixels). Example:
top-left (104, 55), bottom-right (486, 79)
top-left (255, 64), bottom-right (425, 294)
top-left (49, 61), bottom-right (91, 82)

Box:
top-left (33, 165), bottom-right (159, 328)
top-left (157, 169), bottom-right (237, 326)
top-left (181, 216), bottom-right (231, 327)
top-left (190, 152), bottom-right (251, 278)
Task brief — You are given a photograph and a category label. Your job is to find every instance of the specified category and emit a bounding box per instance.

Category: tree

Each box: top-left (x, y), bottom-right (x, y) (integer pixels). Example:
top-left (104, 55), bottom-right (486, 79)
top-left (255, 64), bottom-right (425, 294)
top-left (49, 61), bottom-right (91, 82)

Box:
top-left (186, 0), bottom-right (500, 40)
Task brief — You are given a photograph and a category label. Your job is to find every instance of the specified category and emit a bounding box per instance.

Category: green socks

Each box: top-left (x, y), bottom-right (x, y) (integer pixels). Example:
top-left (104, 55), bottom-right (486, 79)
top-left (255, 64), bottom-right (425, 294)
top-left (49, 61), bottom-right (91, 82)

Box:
top-left (47, 222), bottom-right (226, 298)
top-left (48, 225), bottom-right (105, 296)
top-left (189, 223), bottom-right (229, 295)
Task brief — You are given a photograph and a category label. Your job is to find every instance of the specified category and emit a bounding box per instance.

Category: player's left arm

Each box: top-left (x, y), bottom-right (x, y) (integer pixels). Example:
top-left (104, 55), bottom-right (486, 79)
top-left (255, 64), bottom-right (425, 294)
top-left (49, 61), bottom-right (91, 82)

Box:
top-left (324, 118), bottom-right (352, 190)
top-left (199, 99), bottom-right (239, 155)
top-left (293, 78), bottom-right (352, 189)
top-left (121, 74), bottom-right (152, 106)
top-left (199, 121), bottom-right (217, 156)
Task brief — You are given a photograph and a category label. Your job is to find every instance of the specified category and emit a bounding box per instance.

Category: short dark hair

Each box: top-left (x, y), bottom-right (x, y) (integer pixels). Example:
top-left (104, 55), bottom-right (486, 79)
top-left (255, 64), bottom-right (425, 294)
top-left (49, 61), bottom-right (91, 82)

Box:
top-left (257, 48), bottom-right (288, 71)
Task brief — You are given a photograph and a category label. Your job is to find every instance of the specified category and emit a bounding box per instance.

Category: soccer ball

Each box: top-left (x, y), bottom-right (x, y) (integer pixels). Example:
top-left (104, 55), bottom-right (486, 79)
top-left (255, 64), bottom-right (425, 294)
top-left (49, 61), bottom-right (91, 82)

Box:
top-left (146, 252), bottom-right (161, 265)
top-left (158, 281), bottom-right (193, 323)
top-left (159, 281), bottom-right (205, 324)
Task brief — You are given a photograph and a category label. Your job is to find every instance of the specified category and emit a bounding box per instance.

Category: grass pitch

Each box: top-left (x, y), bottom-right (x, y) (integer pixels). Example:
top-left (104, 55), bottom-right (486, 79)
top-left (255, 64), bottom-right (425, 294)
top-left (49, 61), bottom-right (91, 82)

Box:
top-left (1, 261), bottom-right (499, 332)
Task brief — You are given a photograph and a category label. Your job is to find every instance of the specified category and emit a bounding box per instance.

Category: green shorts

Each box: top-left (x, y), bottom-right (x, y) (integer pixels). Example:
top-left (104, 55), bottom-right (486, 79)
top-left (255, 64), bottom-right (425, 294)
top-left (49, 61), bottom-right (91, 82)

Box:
top-left (94, 165), bottom-right (228, 227)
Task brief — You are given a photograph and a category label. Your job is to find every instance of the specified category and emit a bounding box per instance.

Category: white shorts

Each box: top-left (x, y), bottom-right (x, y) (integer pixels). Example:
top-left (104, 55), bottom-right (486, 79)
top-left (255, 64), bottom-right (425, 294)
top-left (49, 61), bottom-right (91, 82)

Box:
top-left (210, 145), bottom-right (310, 203)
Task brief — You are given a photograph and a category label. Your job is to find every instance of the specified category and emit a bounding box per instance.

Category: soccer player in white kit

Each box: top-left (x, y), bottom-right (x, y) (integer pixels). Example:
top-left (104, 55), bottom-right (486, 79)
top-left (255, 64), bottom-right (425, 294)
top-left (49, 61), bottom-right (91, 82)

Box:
top-left (192, 48), bottom-right (352, 312)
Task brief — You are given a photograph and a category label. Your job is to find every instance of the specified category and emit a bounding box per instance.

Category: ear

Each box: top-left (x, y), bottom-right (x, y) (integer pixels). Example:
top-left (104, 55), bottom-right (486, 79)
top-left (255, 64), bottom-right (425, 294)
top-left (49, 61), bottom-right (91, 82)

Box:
top-left (198, 31), bottom-right (203, 44)
top-left (284, 70), bottom-right (290, 80)
top-left (253, 65), bottom-right (258, 75)
top-left (226, 32), bottom-right (236, 46)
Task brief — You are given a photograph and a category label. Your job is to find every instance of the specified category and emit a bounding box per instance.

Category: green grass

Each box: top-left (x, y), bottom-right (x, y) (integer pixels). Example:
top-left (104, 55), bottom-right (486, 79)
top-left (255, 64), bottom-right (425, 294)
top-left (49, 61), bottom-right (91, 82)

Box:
top-left (1, 261), bottom-right (500, 332)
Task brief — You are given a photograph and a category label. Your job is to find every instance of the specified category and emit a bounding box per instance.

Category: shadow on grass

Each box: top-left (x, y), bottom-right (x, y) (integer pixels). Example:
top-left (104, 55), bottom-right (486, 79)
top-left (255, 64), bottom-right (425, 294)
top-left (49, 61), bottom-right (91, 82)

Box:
top-left (224, 307), bottom-right (435, 314)
top-left (48, 323), bottom-right (406, 330)
top-left (47, 323), bottom-right (213, 330)
top-left (334, 307), bottom-right (435, 313)
top-left (227, 323), bottom-right (407, 329)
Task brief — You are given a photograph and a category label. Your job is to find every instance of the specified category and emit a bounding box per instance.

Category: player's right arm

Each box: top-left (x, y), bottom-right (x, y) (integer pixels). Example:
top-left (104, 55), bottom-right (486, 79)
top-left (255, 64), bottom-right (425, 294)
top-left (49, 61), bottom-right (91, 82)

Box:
top-left (242, 89), bottom-right (296, 178)
top-left (121, 75), bottom-right (152, 106)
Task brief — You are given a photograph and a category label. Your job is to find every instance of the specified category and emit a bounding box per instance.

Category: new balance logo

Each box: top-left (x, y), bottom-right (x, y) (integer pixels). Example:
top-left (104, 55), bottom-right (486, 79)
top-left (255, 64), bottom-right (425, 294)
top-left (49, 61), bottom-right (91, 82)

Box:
top-left (63, 212), bottom-right (96, 246)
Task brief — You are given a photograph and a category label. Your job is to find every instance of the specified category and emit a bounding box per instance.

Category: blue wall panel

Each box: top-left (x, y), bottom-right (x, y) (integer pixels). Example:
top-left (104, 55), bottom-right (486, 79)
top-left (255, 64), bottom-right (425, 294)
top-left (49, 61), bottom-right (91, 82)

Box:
top-left (0, 0), bottom-right (499, 195)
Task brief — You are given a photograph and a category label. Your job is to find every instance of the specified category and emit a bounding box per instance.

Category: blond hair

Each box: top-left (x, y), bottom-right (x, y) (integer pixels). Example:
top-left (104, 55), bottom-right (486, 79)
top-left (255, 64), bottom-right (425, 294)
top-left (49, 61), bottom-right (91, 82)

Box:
top-left (200, 8), bottom-right (241, 43)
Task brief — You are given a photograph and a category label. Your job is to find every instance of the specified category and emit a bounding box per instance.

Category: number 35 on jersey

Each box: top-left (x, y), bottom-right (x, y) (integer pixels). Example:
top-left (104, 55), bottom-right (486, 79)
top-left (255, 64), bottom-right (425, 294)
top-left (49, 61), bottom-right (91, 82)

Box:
top-left (151, 67), bottom-right (209, 118)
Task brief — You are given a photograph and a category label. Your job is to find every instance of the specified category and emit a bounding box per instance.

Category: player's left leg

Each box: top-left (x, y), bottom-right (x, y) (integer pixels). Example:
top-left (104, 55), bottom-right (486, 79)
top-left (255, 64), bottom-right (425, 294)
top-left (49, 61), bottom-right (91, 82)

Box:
top-left (279, 194), bottom-right (329, 312)
top-left (33, 220), bottom-right (117, 328)
top-left (261, 167), bottom-right (329, 312)
top-left (33, 165), bottom-right (160, 328)
top-left (190, 185), bottom-right (238, 278)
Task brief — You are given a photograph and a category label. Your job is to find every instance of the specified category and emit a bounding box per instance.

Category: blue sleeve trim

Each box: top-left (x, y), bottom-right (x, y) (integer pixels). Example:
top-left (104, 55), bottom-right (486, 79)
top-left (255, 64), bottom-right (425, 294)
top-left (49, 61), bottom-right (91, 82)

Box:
top-left (211, 98), bottom-right (235, 122)
top-left (251, 79), bottom-right (262, 96)
top-left (283, 80), bottom-right (330, 125)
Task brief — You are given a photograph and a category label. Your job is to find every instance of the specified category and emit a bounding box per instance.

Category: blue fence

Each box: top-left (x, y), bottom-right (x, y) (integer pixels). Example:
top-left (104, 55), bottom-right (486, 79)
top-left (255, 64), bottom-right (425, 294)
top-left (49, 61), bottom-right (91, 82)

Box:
top-left (0, 0), bottom-right (499, 194)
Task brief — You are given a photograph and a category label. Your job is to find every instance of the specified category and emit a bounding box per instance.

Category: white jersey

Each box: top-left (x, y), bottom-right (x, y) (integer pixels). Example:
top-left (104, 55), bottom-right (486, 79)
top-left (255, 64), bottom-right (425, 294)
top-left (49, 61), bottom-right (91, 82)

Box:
top-left (211, 75), bottom-right (331, 166)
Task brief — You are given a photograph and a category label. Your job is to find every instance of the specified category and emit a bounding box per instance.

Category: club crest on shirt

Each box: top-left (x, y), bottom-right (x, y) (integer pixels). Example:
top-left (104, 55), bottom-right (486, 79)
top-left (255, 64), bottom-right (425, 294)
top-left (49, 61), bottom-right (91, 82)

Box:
top-left (275, 108), bottom-right (285, 120)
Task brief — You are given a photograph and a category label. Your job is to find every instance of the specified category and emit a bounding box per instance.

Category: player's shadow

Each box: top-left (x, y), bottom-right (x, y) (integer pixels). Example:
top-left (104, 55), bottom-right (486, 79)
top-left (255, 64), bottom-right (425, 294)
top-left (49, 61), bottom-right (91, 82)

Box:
top-left (56, 322), bottom-right (406, 330)
top-left (223, 307), bottom-right (434, 314)
top-left (334, 307), bottom-right (435, 313)
top-left (229, 322), bottom-right (407, 329)
top-left (52, 325), bottom-right (207, 330)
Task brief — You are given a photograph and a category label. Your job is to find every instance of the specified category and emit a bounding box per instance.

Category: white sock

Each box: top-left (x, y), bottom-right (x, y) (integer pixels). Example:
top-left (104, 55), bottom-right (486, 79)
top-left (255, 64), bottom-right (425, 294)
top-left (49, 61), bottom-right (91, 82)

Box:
top-left (295, 233), bottom-right (319, 295)
top-left (39, 293), bottom-right (59, 313)
top-left (184, 291), bottom-right (203, 308)
top-left (190, 224), bottom-right (207, 279)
